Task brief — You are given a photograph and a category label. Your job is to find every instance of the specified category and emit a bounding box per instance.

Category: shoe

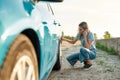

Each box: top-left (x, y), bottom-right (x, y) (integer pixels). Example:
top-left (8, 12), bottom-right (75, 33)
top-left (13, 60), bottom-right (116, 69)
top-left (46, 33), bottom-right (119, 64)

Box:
top-left (83, 64), bottom-right (92, 68)
top-left (84, 61), bottom-right (87, 65)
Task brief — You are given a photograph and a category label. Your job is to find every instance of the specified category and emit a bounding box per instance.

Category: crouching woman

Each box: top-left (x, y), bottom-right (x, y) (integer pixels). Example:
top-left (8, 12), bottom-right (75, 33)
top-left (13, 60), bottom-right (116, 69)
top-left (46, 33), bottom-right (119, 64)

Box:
top-left (61, 22), bottom-right (96, 68)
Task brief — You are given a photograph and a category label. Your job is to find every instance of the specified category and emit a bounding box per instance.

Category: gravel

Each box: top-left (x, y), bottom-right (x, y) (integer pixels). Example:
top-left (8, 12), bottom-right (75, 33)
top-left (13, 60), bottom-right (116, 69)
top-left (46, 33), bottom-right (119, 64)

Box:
top-left (48, 42), bottom-right (120, 80)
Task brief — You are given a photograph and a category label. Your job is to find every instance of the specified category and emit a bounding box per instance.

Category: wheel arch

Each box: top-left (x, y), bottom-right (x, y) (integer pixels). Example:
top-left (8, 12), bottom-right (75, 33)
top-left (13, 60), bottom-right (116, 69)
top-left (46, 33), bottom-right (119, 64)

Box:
top-left (21, 29), bottom-right (40, 74)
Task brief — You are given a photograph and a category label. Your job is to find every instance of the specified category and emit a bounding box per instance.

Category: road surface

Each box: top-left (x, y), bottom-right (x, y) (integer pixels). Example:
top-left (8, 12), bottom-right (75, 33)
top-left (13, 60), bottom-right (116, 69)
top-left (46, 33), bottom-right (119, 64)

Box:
top-left (48, 41), bottom-right (120, 80)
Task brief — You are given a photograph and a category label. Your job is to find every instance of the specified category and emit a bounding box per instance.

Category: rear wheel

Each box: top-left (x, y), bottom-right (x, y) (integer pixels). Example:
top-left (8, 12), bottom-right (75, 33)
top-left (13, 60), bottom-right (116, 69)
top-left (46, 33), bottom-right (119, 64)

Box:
top-left (53, 43), bottom-right (62, 70)
top-left (0, 34), bottom-right (38, 80)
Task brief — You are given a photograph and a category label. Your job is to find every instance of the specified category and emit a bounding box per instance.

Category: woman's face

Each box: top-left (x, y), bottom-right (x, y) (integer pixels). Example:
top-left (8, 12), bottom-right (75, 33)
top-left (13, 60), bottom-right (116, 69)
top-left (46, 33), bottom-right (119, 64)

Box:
top-left (78, 27), bottom-right (84, 34)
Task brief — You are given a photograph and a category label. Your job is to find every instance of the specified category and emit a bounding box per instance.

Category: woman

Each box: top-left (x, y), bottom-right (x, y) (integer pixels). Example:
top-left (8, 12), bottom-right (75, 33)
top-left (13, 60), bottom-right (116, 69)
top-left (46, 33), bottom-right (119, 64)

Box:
top-left (61, 22), bottom-right (96, 68)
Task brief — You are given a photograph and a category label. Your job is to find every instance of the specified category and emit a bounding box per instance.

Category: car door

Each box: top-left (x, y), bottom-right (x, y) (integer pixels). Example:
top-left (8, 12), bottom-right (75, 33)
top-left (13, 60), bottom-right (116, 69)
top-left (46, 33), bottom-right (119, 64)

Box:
top-left (47, 4), bottom-right (61, 61)
top-left (35, 2), bottom-right (60, 78)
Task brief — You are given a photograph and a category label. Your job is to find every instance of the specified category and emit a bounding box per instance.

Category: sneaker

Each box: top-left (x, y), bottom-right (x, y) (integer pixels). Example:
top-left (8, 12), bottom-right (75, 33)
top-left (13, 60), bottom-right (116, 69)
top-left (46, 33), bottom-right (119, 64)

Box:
top-left (84, 61), bottom-right (87, 65)
top-left (83, 64), bottom-right (92, 68)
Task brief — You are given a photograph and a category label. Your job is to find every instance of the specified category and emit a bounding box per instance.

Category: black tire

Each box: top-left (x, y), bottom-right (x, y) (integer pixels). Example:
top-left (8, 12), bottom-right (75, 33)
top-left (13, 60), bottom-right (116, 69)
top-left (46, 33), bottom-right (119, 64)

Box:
top-left (0, 34), bottom-right (38, 80)
top-left (53, 43), bottom-right (61, 70)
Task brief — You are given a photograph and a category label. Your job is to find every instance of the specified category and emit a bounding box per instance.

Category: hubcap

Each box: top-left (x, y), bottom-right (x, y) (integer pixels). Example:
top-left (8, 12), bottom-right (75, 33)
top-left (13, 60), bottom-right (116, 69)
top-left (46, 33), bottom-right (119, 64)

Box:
top-left (10, 55), bottom-right (35, 80)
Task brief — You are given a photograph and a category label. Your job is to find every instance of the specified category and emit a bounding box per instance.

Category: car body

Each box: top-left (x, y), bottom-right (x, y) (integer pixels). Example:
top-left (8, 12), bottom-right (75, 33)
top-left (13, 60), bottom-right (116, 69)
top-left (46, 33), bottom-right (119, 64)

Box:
top-left (0, 0), bottom-right (62, 80)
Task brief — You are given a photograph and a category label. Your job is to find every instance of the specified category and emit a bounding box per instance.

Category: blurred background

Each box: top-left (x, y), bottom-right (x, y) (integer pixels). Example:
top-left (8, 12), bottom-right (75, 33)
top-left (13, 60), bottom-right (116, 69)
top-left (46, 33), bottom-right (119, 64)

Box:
top-left (51, 0), bottom-right (120, 39)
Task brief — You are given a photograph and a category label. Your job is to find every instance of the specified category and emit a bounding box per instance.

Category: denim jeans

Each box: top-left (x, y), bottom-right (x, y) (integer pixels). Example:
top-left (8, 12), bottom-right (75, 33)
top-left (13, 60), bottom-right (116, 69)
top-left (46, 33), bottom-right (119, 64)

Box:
top-left (66, 47), bottom-right (96, 66)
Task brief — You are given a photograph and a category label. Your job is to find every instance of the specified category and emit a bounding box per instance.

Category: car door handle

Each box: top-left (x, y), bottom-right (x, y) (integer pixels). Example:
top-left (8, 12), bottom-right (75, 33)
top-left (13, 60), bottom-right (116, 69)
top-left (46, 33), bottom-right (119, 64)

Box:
top-left (53, 21), bottom-right (57, 25)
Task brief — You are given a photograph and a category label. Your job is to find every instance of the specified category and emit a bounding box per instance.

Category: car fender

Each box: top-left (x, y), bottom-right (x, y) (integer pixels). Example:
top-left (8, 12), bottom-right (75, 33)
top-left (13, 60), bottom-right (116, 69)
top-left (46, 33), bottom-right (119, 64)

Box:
top-left (0, 17), bottom-right (43, 68)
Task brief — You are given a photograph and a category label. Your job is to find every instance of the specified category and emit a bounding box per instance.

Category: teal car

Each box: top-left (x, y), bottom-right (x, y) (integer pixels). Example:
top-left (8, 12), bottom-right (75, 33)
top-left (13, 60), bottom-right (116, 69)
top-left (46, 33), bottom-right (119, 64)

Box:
top-left (0, 0), bottom-right (63, 80)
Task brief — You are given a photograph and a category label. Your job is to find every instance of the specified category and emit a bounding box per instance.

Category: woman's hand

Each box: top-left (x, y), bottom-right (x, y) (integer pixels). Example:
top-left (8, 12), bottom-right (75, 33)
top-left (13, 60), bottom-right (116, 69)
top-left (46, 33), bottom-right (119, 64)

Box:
top-left (83, 30), bottom-right (88, 38)
top-left (60, 37), bottom-right (63, 43)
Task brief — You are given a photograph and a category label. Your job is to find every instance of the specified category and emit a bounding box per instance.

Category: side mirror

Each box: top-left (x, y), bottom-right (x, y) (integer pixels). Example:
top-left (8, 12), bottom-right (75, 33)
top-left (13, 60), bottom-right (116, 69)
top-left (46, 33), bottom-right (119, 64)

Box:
top-left (40, 0), bottom-right (63, 2)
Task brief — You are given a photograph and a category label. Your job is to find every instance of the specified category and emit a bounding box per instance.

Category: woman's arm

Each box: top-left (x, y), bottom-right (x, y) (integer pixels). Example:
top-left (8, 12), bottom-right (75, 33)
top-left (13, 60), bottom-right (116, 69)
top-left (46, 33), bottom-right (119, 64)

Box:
top-left (83, 31), bottom-right (93, 49)
top-left (62, 37), bottom-right (77, 44)
top-left (84, 37), bottom-right (93, 49)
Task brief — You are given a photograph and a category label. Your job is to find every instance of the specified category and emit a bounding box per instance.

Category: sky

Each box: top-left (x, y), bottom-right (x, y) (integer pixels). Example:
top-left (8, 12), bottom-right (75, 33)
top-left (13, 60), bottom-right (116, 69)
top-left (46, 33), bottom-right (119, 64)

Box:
top-left (51, 0), bottom-right (120, 39)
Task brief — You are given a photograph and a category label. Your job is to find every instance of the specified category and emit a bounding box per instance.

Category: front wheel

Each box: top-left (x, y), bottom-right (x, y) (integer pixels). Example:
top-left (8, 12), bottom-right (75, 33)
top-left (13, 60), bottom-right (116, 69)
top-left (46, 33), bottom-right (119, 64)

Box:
top-left (53, 43), bottom-right (62, 70)
top-left (0, 34), bottom-right (38, 80)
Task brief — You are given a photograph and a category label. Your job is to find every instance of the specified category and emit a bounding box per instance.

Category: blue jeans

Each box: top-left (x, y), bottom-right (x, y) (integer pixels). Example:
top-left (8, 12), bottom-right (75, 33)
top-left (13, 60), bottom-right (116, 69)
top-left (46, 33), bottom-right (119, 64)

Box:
top-left (66, 47), bottom-right (96, 66)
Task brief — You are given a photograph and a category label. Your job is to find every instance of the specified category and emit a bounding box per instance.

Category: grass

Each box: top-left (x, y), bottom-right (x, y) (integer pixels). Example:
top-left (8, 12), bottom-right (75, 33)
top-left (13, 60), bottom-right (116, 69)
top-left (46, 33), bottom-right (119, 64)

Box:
top-left (98, 60), bottom-right (104, 66)
top-left (96, 43), bottom-right (117, 55)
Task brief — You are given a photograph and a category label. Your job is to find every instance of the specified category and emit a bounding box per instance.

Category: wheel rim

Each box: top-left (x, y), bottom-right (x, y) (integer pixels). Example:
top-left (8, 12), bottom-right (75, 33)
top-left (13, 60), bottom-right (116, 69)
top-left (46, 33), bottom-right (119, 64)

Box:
top-left (10, 55), bottom-right (35, 80)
